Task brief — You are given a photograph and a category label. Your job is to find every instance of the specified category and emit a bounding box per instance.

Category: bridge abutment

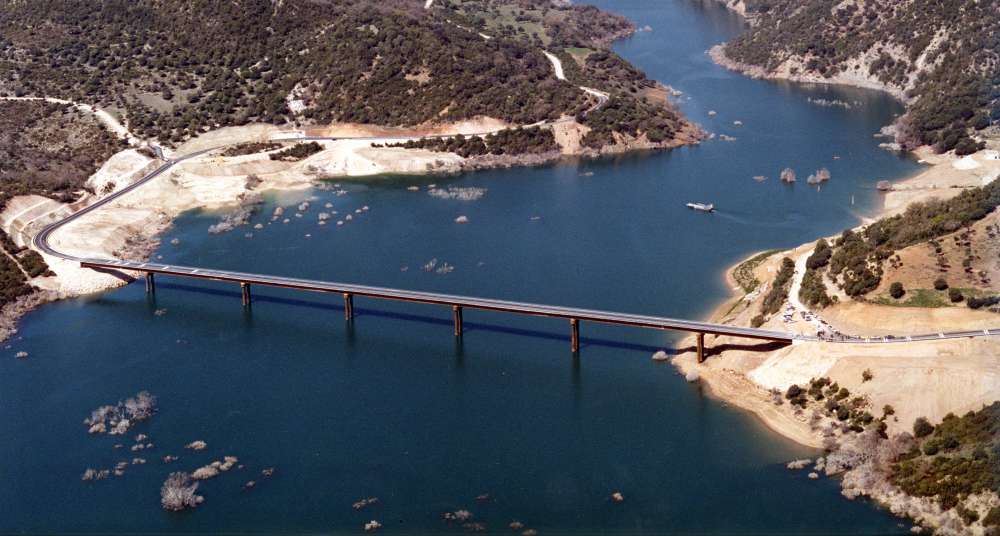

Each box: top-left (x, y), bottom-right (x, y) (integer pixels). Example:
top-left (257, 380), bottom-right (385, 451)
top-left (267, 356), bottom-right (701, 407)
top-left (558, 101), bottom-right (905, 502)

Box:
top-left (144, 272), bottom-right (155, 294)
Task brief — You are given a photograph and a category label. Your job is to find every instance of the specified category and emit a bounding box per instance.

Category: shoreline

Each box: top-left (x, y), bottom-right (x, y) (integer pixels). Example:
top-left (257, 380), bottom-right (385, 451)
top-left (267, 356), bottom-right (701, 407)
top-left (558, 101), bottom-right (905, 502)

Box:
top-left (707, 44), bottom-right (909, 104)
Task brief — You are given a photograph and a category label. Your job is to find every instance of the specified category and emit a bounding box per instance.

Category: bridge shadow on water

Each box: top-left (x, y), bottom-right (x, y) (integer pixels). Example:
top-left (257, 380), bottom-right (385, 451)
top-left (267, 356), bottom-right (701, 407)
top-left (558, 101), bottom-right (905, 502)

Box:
top-left (153, 282), bottom-right (683, 356)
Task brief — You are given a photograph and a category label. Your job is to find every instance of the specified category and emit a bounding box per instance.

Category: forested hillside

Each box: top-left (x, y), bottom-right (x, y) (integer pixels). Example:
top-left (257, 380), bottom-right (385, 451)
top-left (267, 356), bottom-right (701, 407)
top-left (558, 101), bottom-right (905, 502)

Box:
top-left (718, 0), bottom-right (999, 153)
top-left (0, 0), bottom-right (689, 149)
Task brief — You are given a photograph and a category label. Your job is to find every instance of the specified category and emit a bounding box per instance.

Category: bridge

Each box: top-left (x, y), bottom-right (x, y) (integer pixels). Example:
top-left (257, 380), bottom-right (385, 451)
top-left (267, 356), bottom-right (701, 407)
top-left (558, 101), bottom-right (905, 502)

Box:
top-left (33, 139), bottom-right (997, 361)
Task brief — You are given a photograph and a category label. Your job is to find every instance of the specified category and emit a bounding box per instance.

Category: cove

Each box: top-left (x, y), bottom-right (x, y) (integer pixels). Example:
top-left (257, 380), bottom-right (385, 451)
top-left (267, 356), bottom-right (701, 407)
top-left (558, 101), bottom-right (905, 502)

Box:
top-left (1, 0), bottom-right (922, 533)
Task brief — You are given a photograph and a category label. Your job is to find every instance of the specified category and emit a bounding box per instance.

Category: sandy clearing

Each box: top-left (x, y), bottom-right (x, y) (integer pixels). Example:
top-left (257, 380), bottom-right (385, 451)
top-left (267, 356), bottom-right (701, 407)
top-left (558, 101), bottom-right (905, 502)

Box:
top-left (880, 146), bottom-right (1000, 217)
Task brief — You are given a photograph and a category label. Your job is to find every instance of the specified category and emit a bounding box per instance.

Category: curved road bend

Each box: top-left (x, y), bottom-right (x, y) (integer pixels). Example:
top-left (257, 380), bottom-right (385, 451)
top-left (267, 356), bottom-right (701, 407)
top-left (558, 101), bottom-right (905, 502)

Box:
top-left (31, 140), bottom-right (999, 347)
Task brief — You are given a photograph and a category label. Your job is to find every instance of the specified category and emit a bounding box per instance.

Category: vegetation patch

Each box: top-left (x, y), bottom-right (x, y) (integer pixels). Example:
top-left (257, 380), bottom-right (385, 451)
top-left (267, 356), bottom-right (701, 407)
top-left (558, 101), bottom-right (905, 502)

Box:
top-left (823, 181), bottom-right (1000, 298)
top-left (384, 127), bottom-right (558, 157)
top-left (761, 257), bottom-right (795, 316)
top-left (268, 142), bottom-right (323, 162)
top-left (890, 404), bottom-right (1000, 511)
top-left (0, 101), bottom-right (123, 209)
top-left (221, 142), bottom-right (283, 158)
top-left (732, 249), bottom-right (778, 293)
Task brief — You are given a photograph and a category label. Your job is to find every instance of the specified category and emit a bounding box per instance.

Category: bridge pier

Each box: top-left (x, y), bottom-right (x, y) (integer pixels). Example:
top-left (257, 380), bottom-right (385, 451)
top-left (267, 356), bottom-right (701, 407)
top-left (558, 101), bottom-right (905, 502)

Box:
top-left (144, 272), bottom-right (155, 294)
top-left (453, 305), bottom-right (463, 337)
top-left (343, 293), bottom-right (354, 321)
top-left (570, 318), bottom-right (580, 353)
top-left (696, 332), bottom-right (705, 363)
top-left (240, 282), bottom-right (252, 307)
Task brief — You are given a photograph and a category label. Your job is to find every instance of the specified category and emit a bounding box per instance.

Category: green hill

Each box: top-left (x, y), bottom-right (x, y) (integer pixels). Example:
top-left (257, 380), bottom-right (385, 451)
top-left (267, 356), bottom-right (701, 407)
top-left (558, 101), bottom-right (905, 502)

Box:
top-left (0, 0), bottom-right (690, 149)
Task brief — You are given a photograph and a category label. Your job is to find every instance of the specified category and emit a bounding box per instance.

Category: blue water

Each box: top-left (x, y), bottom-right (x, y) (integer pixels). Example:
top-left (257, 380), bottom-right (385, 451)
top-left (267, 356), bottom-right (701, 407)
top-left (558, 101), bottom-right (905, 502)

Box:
top-left (1, 1), bottom-right (922, 533)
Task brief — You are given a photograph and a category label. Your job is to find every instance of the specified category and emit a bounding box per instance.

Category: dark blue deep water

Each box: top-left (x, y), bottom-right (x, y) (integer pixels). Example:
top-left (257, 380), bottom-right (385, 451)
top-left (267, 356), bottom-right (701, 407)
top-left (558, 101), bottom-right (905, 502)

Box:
top-left (2, 1), bottom-right (924, 533)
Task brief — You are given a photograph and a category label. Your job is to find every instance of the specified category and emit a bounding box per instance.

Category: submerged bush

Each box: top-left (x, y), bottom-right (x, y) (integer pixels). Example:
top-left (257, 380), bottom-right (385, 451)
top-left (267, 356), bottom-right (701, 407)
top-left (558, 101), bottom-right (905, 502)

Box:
top-left (161, 472), bottom-right (204, 511)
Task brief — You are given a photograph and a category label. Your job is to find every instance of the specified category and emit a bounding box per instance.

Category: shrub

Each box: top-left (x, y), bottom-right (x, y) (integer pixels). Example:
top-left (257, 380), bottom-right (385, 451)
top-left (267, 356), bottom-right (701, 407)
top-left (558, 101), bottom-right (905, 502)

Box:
top-left (836, 406), bottom-right (850, 421)
top-left (968, 295), bottom-right (1000, 310)
top-left (949, 288), bottom-right (964, 302)
top-left (883, 404), bottom-right (895, 417)
top-left (805, 239), bottom-right (832, 270)
top-left (862, 369), bottom-right (873, 382)
top-left (913, 417), bottom-right (934, 438)
top-left (957, 505), bottom-right (980, 525)
top-left (785, 384), bottom-right (802, 399)
top-left (750, 314), bottom-right (765, 328)
top-left (934, 277), bottom-right (948, 290)
top-left (984, 506), bottom-right (1000, 526)
top-left (889, 282), bottom-right (905, 299)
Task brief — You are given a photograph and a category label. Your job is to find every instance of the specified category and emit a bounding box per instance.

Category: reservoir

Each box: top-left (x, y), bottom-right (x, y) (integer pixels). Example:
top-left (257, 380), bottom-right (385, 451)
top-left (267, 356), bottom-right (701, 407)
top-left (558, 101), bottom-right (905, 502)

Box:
top-left (1, 0), bottom-right (923, 533)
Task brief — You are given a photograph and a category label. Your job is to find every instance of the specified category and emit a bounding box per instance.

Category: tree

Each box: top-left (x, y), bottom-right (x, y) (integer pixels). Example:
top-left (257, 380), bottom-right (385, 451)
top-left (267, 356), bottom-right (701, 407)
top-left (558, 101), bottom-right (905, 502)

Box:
top-left (889, 282), bottom-right (905, 299)
top-left (161, 472), bottom-right (204, 511)
top-left (949, 288), bottom-right (964, 302)
top-left (913, 416), bottom-right (934, 438)
top-left (934, 277), bottom-right (948, 290)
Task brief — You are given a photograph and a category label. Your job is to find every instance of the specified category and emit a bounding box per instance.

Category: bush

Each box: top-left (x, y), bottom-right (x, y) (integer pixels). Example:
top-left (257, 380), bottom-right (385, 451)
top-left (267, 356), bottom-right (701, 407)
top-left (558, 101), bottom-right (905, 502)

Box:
top-left (785, 384), bottom-right (802, 399)
top-left (913, 417), bottom-right (934, 438)
top-left (954, 138), bottom-right (981, 156)
top-left (949, 288), bottom-right (964, 302)
top-left (805, 239), bottom-right (832, 270)
top-left (934, 277), bottom-right (949, 290)
top-left (836, 406), bottom-right (850, 421)
top-left (750, 314), bottom-right (765, 328)
top-left (889, 282), bottom-right (905, 299)
top-left (967, 295), bottom-right (1000, 310)
top-left (862, 369), bottom-right (873, 382)
top-left (984, 507), bottom-right (1000, 526)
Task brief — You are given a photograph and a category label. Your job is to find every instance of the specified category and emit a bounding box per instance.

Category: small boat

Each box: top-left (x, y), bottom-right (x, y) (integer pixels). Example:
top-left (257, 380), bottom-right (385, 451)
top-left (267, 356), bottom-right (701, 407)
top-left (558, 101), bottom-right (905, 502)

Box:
top-left (686, 202), bottom-right (715, 212)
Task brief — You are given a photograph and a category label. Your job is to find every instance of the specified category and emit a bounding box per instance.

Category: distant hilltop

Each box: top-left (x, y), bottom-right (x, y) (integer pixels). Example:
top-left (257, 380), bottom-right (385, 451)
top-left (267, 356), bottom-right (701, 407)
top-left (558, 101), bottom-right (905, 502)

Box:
top-left (0, 0), bottom-right (694, 152)
top-left (710, 0), bottom-right (998, 156)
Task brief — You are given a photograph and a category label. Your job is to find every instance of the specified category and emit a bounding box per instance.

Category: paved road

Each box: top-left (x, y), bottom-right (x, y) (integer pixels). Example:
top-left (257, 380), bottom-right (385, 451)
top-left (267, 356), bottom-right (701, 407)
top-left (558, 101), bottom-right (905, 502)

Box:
top-left (31, 140), bottom-right (998, 347)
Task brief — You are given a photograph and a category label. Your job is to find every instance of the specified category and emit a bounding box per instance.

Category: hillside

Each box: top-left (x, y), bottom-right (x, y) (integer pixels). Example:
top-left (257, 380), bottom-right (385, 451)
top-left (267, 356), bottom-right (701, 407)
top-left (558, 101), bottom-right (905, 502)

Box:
top-left (713, 0), bottom-right (999, 154)
top-left (0, 0), bottom-right (691, 151)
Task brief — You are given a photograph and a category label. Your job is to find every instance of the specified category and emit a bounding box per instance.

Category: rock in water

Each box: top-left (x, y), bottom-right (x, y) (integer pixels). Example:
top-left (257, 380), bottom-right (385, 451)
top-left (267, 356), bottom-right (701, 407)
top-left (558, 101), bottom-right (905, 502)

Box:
top-left (651, 350), bottom-right (669, 361)
top-left (685, 370), bottom-right (700, 383)
top-left (455, 215), bottom-right (469, 224)
top-left (185, 440), bottom-right (207, 451)
top-left (786, 459), bottom-right (812, 470)
top-left (364, 520), bottom-right (382, 532)
top-left (611, 491), bottom-right (624, 503)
